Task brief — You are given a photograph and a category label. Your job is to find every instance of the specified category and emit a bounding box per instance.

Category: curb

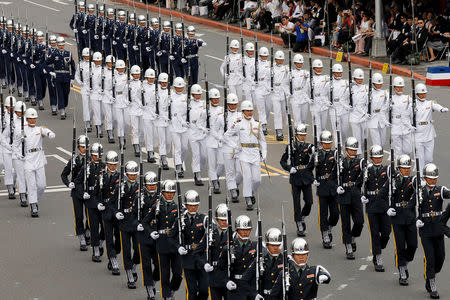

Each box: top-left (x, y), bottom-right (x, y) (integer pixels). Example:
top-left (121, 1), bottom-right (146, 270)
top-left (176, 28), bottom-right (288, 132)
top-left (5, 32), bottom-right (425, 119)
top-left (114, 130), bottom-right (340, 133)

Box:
top-left (111, 0), bottom-right (426, 81)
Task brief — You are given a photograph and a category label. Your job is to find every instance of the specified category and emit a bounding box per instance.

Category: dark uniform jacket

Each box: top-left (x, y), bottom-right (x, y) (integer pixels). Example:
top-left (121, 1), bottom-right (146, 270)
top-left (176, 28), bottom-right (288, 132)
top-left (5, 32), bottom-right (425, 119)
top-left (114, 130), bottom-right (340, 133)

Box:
top-left (385, 173), bottom-right (417, 225)
top-left (148, 198), bottom-right (180, 254)
top-left (208, 226), bottom-right (229, 288)
top-left (280, 141), bottom-right (314, 186)
top-left (365, 164), bottom-right (389, 214)
top-left (418, 185), bottom-right (450, 237)
top-left (61, 154), bottom-right (85, 198)
top-left (337, 156), bottom-right (364, 205)
top-left (117, 181), bottom-right (139, 233)
top-left (79, 160), bottom-right (106, 209)
top-left (99, 170), bottom-right (120, 221)
top-left (316, 149), bottom-right (338, 197)
top-left (181, 213), bottom-right (207, 270)
top-left (140, 191), bottom-right (158, 245)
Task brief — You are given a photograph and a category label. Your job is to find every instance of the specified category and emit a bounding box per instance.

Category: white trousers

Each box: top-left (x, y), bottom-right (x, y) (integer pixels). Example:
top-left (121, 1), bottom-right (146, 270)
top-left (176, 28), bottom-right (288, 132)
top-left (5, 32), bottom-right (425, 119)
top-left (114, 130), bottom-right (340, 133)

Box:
top-left (392, 133), bottom-right (412, 157)
top-left (255, 93), bottom-right (272, 125)
top-left (172, 132), bottom-right (188, 166)
top-left (207, 147), bottom-right (224, 181)
top-left (113, 107), bottom-right (130, 137)
top-left (130, 115), bottom-right (143, 145)
top-left (291, 101), bottom-right (309, 126)
top-left (350, 121), bottom-right (367, 154)
top-left (228, 84), bottom-right (243, 101)
top-left (102, 102), bottom-right (114, 131)
top-left (157, 126), bottom-right (171, 156)
top-left (240, 160), bottom-right (261, 198)
top-left (3, 152), bottom-right (15, 186)
top-left (190, 138), bottom-right (207, 173)
top-left (272, 97), bottom-right (287, 130)
top-left (223, 152), bottom-right (242, 191)
top-left (91, 99), bottom-right (103, 126)
top-left (243, 86), bottom-right (256, 105)
top-left (81, 91), bottom-right (91, 122)
top-left (330, 112), bottom-right (350, 144)
top-left (143, 119), bottom-right (157, 152)
top-left (369, 127), bottom-right (387, 148)
top-left (416, 138), bottom-right (434, 175)
top-left (25, 167), bottom-right (46, 204)
top-left (13, 159), bottom-right (26, 193)
top-left (313, 109), bottom-right (329, 134)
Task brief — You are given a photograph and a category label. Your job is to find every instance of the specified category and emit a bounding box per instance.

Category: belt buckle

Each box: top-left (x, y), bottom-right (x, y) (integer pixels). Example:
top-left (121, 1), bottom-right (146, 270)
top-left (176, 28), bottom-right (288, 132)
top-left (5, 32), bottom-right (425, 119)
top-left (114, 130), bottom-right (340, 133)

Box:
top-left (430, 211), bottom-right (436, 217)
top-left (191, 244), bottom-right (197, 250)
top-left (165, 228), bottom-right (170, 235)
top-left (324, 173), bottom-right (330, 179)
top-left (401, 201), bottom-right (407, 208)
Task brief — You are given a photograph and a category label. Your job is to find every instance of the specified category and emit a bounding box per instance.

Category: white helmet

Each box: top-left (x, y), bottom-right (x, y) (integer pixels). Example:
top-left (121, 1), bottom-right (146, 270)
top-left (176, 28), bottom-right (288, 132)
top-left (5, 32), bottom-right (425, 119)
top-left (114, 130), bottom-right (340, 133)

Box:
top-left (163, 21), bottom-right (170, 28)
top-left (118, 10), bottom-right (126, 18)
top-left (158, 73), bottom-right (169, 83)
top-left (293, 54), bottom-right (304, 64)
top-left (372, 72), bottom-right (383, 85)
top-left (129, 13), bottom-right (136, 21)
top-left (88, 4), bottom-right (95, 10)
top-left (191, 84), bottom-right (202, 95)
top-left (353, 68), bottom-right (364, 79)
top-left (230, 39), bottom-right (239, 49)
top-left (107, 8), bottom-right (114, 15)
top-left (144, 68), bottom-right (155, 78)
top-left (56, 36), bottom-right (65, 45)
top-left (130, 65), bottom-right (141, 75)
top-left (92, 52), bottom-right (102, 61)
top-left (312, 59), bottom-right (323, 68)
top-left (25, 108), bottom-right (38, 119)
top-left (138, 15), bottom-right (146, 23)
top-left (245, 42), bottom-right (254, 52)
top-left (49, 35), bottom-right (57, 43)
top-left (36, 31), bottom-right (44, 38)
top-left (291, 238), bottom-right (309, 255)
top-left (209, 88), bottom-right (220, 99)
top-left (125, 161), bottom-right (139, 175)
top-left (259, 47), bottom-right (269, 57)
top-left (241, 100), bottom-right (253, 111)
top-left (227, 93), bottom-right (239, 104)
top-left (115, 59), bottom-right (126, 69)
top-left (173, 77), bottom-right (185, 88)
top-left (105, 55), bottom-right (115, 63)
top-left (187, 25), bottom-right (195, 34)
top-left (6, 20), bottom-right (12, 27)
top-left (415, 83), bottom-right (427, 94)
top-left (82, 48), bottom-right (90, 57)
top-left (393, 76), bottom-right (405, 87)
top-left (184, 190), bottom-right (200, 206)
top-left (332, 63), bottom-right (343, 73)
top-left (99, 5), bottom-right (104, 12)
top-left (15, 101), bottom-right (26, 112)
top-left (5, 95), bottom-right (16, 107)
top-left (275, 50), bottom-right (285, 60)
top-left (78, 1), bottom-right (85, 8)
top-left (175, 23), bottom-right (182, 30)
top-left (151, 18), bottom-right (159, 25)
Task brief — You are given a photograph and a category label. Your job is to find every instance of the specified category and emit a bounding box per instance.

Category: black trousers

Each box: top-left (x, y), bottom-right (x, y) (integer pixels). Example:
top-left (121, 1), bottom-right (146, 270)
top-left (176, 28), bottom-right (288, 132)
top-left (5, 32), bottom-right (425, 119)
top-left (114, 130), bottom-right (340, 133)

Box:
top-left (139, 241), bottom-right (160, 286)
top-left (87, 207), bottom-right (105, 247)
top-left (281, 32), bottom-right (296, 48)
top-left (291, 184), bottom-right (313, 222)
top-left (72, 196), bottom-right (86, 236)
top-left (318, 195), bottom-right (339, 232)
top-left (158, 253), bottom-right (183, 298)
top-left (339, 199), bottom-right (364, 244)
top-left (210, 287), bottom-right (228, 300)
top-left (120, 230), bottom-right (140, 270)
top-left (367, 213), bottom-right (391, 256)
top-left (293, 40), bottom-right (308, 52)
top-left (103, 218), bottom-right (121, 259)
top-left (420, 235), bottom-right (445, 279)
top-left (392, 223), bottom-right (417, 267)
top-left (184, 268), bottom-right (209, 300)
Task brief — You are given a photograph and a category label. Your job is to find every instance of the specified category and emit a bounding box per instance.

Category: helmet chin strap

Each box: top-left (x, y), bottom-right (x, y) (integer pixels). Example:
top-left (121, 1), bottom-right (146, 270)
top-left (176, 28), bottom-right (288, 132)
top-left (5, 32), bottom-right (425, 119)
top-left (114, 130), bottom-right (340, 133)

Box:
top-left (187, 211), bottom-right (197, 216)
top-left (294, 261), bottom-right (306, 267)
top-left (237, 232), bottom-right (249, 241)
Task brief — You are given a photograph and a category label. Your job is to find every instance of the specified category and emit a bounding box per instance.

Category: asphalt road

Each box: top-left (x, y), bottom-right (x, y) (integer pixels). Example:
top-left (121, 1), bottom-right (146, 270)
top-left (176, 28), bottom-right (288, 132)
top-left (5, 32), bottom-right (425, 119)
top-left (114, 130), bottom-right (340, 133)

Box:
top-left (0, 0), bottom-right (449, 299)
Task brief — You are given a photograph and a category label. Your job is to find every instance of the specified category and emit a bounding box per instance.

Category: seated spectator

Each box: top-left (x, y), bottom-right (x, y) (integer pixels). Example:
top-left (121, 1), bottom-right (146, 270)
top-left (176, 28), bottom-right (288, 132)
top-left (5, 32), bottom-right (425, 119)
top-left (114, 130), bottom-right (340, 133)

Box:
top-left (255, 0), bottom-right (282, 33)
top-left (337, 9), bottom-right (353, 47)
top-left (293, 16), bottom-right (309, 52)
top-left (290, 0), bottom-right (305, 23)
top-left (362, 15), bottom-right (375, 55)
top-left (427, 17), bottom-right (446, 61)
top-left (212, 0), bottom-right (231, 20)
top-left (354, 12), bottom-right (371, 54)
top-left (303, 10), bottom-right (316, 41)
top-left (392, 17), bottom-right (428, 63)
top-left (279, 15), bottom-right (296, 48)
top-left (241, 0), bottom-right (258, 22)
top-left (331, 8), bottom-right (344, 48)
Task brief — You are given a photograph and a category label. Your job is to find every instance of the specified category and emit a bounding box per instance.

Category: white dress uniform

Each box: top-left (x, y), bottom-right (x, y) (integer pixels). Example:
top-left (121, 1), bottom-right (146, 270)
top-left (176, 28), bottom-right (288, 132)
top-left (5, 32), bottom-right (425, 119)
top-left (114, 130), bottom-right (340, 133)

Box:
top-left (349, 82), bottom-right (368, 153)
top-left (311, 74), bottom-right (330, 134)
top-left (255, 59), bottom-right (272, 126)
top-left (156, 86), bottom-right (171, 157)
top-left (391, 92), bottom-right (412, 156)
top-left (220, 52), bottom-right (243, 100)
top-left (242, 55), bottom-right (256, 104)
top-left (142, 81), bottom-right (158, 155)
top-left (128, 78), bottom-right (144, 145)
top-left (1, 111), bottom-right (16, 187)
top-left (102, 67), bottom-right (116, 132)
top-left (271, 63), bottom-right (289, 131)
top-left (224, 116), bottom-right (267, 199)
top-left (206, 105), bottom-right (225, 181)
top-left (329, 77), bottom-right (351, 143)
top-left (90, 64), bottom-right (103, 128)
top-left (189, 99), bottom-right (208, 174)
top-left (222, 109), bottom-right (243, 194)
top-left (290, 67), bottom-right (310, 125)
top-left (112, 72), bottom-right (130, 139)
top-left (414, 98), bottom-right (447, 173)
top-left (24, 125), bottom-right (55, 205)
top-left (75, 60), bottom-right (92, 124)
top-left (367, 88), bottom-right (389, 147)
top-left (170, 92), bottom-right (189, 167)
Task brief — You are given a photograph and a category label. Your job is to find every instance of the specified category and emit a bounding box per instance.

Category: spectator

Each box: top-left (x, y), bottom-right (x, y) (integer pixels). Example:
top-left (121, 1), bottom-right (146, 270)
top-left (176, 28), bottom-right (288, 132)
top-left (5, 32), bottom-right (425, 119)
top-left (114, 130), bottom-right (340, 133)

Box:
top-left (303, 10), bottom-right (316, 41)
top-left (293, 15), bottom-right (309, 52)
top-left (336, 9), bottom-right (353, 46)
top-left (241, 0), bottom-right (258, 22)
top-left (427, 17), bottom-right (446, 61)
top-left (290, 0), bottom-right (305, 23)
top-left (362, 15), bottom-right (375, 56)
top-left (256, 0), bottom-right (282, 33)
top-left (212, 0), bottom-right (231, 20)
top-left (280, 15), bottom-right (296, 48)
top-left (354, 11), bottom-right (371, 54)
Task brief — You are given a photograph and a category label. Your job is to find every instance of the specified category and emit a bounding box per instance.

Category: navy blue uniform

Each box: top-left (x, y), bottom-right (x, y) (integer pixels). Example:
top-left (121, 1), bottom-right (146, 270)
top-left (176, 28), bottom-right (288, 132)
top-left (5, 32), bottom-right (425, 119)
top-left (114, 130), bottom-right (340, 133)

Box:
top-left (92, 15), bottom-right (104, 52)
top-left (69, 12), bottom-right (88, 54)
top-left (158, 31), bottom-right (171, 74)
top-left (208, 226), bottom-right (229, 299)
top-left (102, 17), bottom-right (115, 56)
top-left (148, 28), bottom-right (160, 71)
top-left (172, 34), bottom-right (185, 78)
top-left (45, 46), bottom-right (58, 109)
top-left (0, 27), bottom-right (6, 83)
top-left (136, 25), bottom-right (149, 71)
top-left (32, 42), bottom-right (47, 102)
top-left (113, 21), bottom-right (127, 60)
top-left (126, 23), bottom-right (139, 67)
top-left (3, 29), bottom-right (15, 87)
top-left (184, 37), bottom-right (204, 84)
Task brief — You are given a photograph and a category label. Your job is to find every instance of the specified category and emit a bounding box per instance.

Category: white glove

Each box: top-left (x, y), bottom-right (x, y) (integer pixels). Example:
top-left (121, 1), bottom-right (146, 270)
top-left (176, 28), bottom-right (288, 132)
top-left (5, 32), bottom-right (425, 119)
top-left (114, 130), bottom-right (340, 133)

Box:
top-left (361, 196), bottom-right (369, 204)
top-left (123, 43), bottom-right (128, 48)
top-left (68, 182), bottom-right (75, 189)
top-left (73, 28), bottom-right (78, 34)
top-left (313, 180), bottom-right (320, 187)
top-left (146, 46), bottom-right (151, 52)
top-left (30, 64), bottom-right (36, 69)
top-left (115, 212), bottom-right (124, 220)
top-left (169, 55), bottom-right (175, 61)
top-left (290, 167), bottom-right (297, 174)
top-left (255, 294), bottom-right (264, 300)
top-left (133, 45), bottom-right (139, 51)
top-left (82, 29), bottom-right (87, 34)
top-left (83, 192), bottom-right (90, 200)
top-left (226, 280), bottom-right (237, 291)
top-left (94, 35), bottom-right (99, 40)
top-left (156, 51), bottom-right (162, 56)
top-left (70, 79), bottom-right (75, 86)
top-left (50, 72), bottom-right (56, 77)
top-left (23, 60), bottom-right (27, 65)
top-left (150, 231), bottom-right (160, 240)
top-left (318, 274), bottom-right (328, 284)
top-left (10, 53), bottom-right (13, 57)
top-left (416, 219), bottom-right (424, 228)
top-left (441, 107), bottom-right (449, 113)
top-left (102, 35), bottom-right (107, 40)
top-left (137, 224), bottom-right (144, 231)
top-left (1, 49), bottom-right (6, 54)
top-left (17, 57), bottom-right (20, 62)
top-left (337, 186), bottom-right (345, 194)
top-left (387, 208), bottom-right (396, 216)
top-left (97, 203), bottom-right (105, 211)
top-left (113, 41), bottom-right (117, 45)
top-left (43, 69), bottom-right (47, 74)
top-left (181, 58), bottom-right (187, 63)
top-left (178, 246), bottom-right (188, 255)
top-left (204, 263), bottom-right (214, 272)
top-left (48, 132), bottom-right (55, 139)
top-left (201, 42), bottom-right (207, 47)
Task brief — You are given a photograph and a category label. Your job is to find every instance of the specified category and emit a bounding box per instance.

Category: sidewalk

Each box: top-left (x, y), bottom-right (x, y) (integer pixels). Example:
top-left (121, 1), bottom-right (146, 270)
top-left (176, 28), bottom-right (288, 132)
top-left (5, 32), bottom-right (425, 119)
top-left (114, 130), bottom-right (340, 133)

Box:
top-left (111, 0), bottom-right (449, 81)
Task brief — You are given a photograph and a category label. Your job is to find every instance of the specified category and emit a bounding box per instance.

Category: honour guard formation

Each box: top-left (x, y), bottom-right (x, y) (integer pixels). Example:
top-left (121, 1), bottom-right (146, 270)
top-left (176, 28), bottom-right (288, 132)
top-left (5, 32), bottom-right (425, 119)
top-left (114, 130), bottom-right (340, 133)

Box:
top-left (0, 0), bottom-right (450, 299)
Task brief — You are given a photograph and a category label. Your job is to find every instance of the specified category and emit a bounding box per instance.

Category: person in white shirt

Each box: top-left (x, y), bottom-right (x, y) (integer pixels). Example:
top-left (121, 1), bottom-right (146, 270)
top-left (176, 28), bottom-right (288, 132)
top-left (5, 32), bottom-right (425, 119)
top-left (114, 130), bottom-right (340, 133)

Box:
top-left (142, 68), bottom-right (158, 163)
top-left (242, 42), bottom-right (256, 104)
top-left (220, 39), bottom-right (243, 100)
top-left (255, 47), bottom-right (272, 135)
top-left (271, 50), bottom-right (289, 141)
top-left (390, 76), bottom-right (413, 157)
top-left (280, 16), bottom-right (296, 48)
top-left (329, 63), bottom-right (350, 143)
top-left (90, 52), bottom-right (104, 138)
top-left (310, 59), bottom-right (330, 134)
top-left (367, 73), bottom-right (389, 148)
top-left (1, 96), bottom-right (17, 199)
top-left (156, 73), bottom-right (171, 170)
top-left (74, 48), bottom-right (93, 132)
top-left (128, 65), bottom-right (144, 157)
top-left (102, 55), bottom-right (116, 143)
top-left (348, 68), bottom-right (368, 154)
top-left (112, 59), bottom-right (131, 149)
top-left (23, 108), bottom-right (55, 217)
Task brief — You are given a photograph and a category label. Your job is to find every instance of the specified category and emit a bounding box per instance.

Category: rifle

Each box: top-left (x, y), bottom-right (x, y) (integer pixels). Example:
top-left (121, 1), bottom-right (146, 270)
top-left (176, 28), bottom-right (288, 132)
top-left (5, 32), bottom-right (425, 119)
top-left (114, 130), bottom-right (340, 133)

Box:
top-left (71, 113), bottom-right (76, 176)
top-left (141, 70), bottom-right (145, 106)
top-left (240, 24), bottom-right (245, 78)
top-left (154, 160), bottom-right (162, 226)
top-left (312, 115), bottom-right (318, 180)
top-left (101, 49), bottom-right (105, 93)
top-left (270, 33), bottom-right (274, 93)
top-left (127, 61), bottom-right (131, 103)
top-left (138, 150), bottom-right (143, 221)
top-left (204, 64), bottom-right (210, 129)
top-left (223, 24), bottom-right (229, 132)
top-left (226, 197), bottom-right (234, 284)
top-left (285, 93), bottom-right (294, 166)
top-left (117, 141), bottom-right (124, 210)
top-left (74, 0), bottom-right (80, 56)
top-left (388, 59), bottom-right (394, 207)
top-left (186, 73), bottom-right (191, 123)
top-left (368, 55), bottom-right (372, 116)
top-left (226, 23), bottom-right (230, 82)
top-left (281, 204), bottom-right (290, 299)
top-left (308, 39), bottom-right (313, 104)
top-left (88, 42), bottom-right (92, 90)
top-left (206, 182), bottom-right (213, 265)
top-left (21, 105), bottom-right (25, 158)
top-left (181, 17), bottom-right (185, 61)
top-left (169, 14), bottom-right (173, 83)
top-left (254, 32), bottom-right (258, 83)
top-left (175, 170), bottom-right (184, 246)
top-left (335, 117), bottom-right (342, 187)
top-left (9, 98), bottom-right (13, 145)
top-left (255, 196), bottom-right (264, 296)
top-left (411, 71), bottom-right (422, 212)
top-left (111, 57), bottom-right (116, 99)
top-left (1, 93), bottom-right (4, 131)
top-left (347, 45), bottom-right (353, 107)
top-left (155, 76), bottom-right (159, 116)
top-left (363, 57), bottom-right (372, 198)
top-left (288, 49), bottom-right (293, 95)
top-left (84, 128), bottom-right (90, 193)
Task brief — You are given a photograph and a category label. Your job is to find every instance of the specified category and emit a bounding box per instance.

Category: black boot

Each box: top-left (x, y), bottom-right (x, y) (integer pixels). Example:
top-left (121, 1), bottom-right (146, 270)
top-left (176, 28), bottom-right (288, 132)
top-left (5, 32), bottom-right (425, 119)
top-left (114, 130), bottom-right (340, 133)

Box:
top-left (345, 244), bottom-right (355, 260)
top-left (97, 125), bottom-right (103, 138)
top-left (38, 100), bottom-right (44, 110)
top-left (231, 189), bottom-right (239, 203)
top-left (78, 235), bottom-right (88, 251)
top-left (262, 124), bottom-right (268, 135)
top-left (176, 164), bottom-right (184, 178)
top-left (429, 278), bottom-right (440, 299)
top-left (51, 107), bottom-right (57, 115)
top-left (212, 180), bottom-right (221, 194)
top-left (398, 266), bottom-right (408, 286)
top-left (86, 121), bottom-right (92, 133)
top-left (110, 257), bottom-right (120, 275)
top-left (126, 270), bottom-right (136, 289)
top-left (245, 197), bottom-right (254, 211)
top-left (31, 97), bottom-right (37, 106)
top-left (133, 144), bottom-right (141, 157)
top-left (7, 185), bottom-right (15, 199)
top-left (85, 229), bottom-right (91, 246)
top-left (147, 151), bottom-right (156, 163)
top-left (30, 203), bottom-right (39, 218)
top-left (107, 130), bottom-right (115, 143)
top-left (146, 285), bottom-right (156, 300)
top-left (19, 193), bottom-right (28, 207)
top-left (351, 237), bottom-right (357, 252)
top-left (373, 254), bottom-right (385, 272)
top-left (92, 246), bottom-right (102, 262)
top-left (194, 172), bottom-right (204, 186)
top-left (276, 129), bottom-right (284, 141)
top-left (119, 137), bottom-right (126, 150)
top-left (296, 221), bottom-right (305, 237)
top-left (161, 155), bottom-right (169, 170)
top-left (322, 231), bottom-right (332, 249)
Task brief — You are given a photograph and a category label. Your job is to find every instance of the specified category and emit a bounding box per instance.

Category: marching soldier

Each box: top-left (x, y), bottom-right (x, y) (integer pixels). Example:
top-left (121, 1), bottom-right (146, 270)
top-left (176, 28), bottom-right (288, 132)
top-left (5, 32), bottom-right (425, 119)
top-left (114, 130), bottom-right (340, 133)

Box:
top-left (280, 123), bottom-right (314, 237)
top-left (158, 21), bottom-right (172, 75)
top-left (103, 8), bottom-right (115, 57)
top-left (11, 101), bottom-right (28, 206)
top-left (126, 14), bottom-right (138, 67)
top-left (220, 39), bottom-right (243, 99)
top-left (271, 50), bottom-right (289, 141)
top-left (129, 65), bottom-right (144, 157)
top-left (222, 93), bottom-right (242, 202)
top-left (69, 1), bottom-right (88, 51)
top-left (314, 130), bottom-right (339, 249)
top-left (189, 84), bottom-right (208, 186)
top-left (290, 54), bottom-right (310, 125)
top-left (254, 47), bottom-right (271, 135)
top-left (75, 47), bottom-right (93, 130)
top-left (142, 68), bottom-right (158, 163)
top-left (310, 59), bottom-right (330, 134)
top-left (148, 180), bottom-right (183, 300)
top-left (361, 145), bottom-right (391, 272)
top-left (336, 137), bottom-right (365, 259)
top-left (112, 11), bottom-right (127, 61)
top-left (172, 23), bottom-right (186, 78)
top-left (31, 31), bottom-right (47, 110)
top-left (329, 64), bottom-right (350, 143)
top-left (92, 5), bottom-right (104, 53)
top-left (271, 238), bottom-right (331, 299)
top-left (136, 15), bottom-right (148, 70)
top-left (45, 35), bottom-right (58, 115)
top-left (147, 18), bottom-right (160, 72)
top-left (90, 52), bottom-right (104, 137)
top-left (102, 55), bottom-right (116, 142)
top-left (391, 76), bottom-right (412, 156)
top-left (2, 96), bottom-right (17, 199)
top-left (98, 150), bottom-right (121, 276)
top-left (156, 72), bottom-right (171, 170)
top-left (23, 108), bottom-right (55, 217)
top-left (349, 68), bottom-right (368, 154)
top-left (85, 4), bottom-right (97, 51)
top-left (417, 163), bottom-right (450, 299)
top-left (184, 25), bottom-right (206, 84)
top-left (18, 26), bottom-right (30, 100)
top-left (61, 135), bottom-right (90, 250)
top-left (13, 24), bottom-right (23, 98)
top-left (367, 73), bottom-right (389, 148)
top-left (242, 42), bottom-right (256, 104)
top-left (113, 59), bottom-right (130, 148)
top-left (0, 17), bottom-right (7, 88)
top-left (224, 100), bottom-right (267, 210)
top-left (3, 20), bottom-right (15, 93)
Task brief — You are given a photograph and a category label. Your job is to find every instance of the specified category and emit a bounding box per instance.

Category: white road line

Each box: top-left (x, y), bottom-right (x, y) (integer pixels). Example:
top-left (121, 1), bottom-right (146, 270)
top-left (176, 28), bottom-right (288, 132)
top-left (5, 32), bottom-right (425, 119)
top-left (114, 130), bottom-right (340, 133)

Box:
top-left (65, 41), bottom-right (74, 46)
top-left (205, 54), bottom-right (223, 62)
top-left (45, 154), bottom-right (68, 164)
top-left (24, 0), bottom-right (60, 11)
top-left (359, 265), bottom-right (368, 271)
top-left (337, 284), bottom-right (348, 291)
top-left (52, 0), bottom-right (68, 5)
top-left (0, 187), bottom-right (69, 197)
top-left (56, 146), bottom-right (72, 157)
